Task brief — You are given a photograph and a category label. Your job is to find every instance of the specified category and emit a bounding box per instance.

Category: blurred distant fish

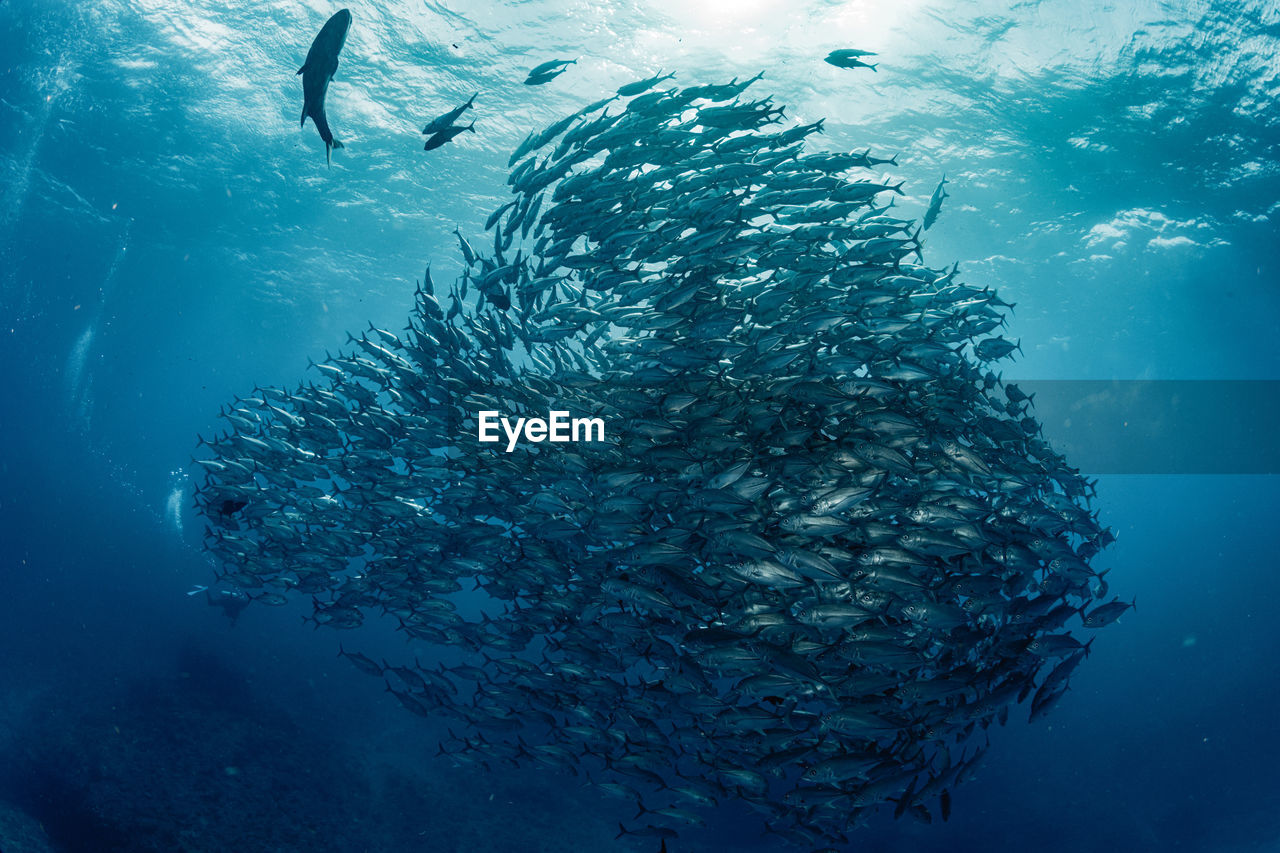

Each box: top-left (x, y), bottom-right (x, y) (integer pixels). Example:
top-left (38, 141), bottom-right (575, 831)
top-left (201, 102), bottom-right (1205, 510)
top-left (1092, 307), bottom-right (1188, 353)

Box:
top-left (525, 58), bottom-right (576, 85)
top-left (297, 9), bottom-right (352, 165)
top-left (923, 175), bottom-right (949, 230)
top-left (825, 48), bottom-right (878, 71)
top-left (422, 93), bottom-right (477, 136)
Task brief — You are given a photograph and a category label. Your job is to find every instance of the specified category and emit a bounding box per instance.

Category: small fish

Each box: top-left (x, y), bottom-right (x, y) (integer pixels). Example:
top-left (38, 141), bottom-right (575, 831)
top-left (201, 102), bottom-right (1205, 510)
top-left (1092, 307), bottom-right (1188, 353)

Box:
top-left (423, 121), bottom-right (475, 151)
top-left (923, 174), bottom-right (949, 230)
top-left (617, 70), bottom-right (676, 98)
top-left (524, 59), bottom-right (577, 85)
top-left (527, 58), bottom-right (577, 77)
top-left (825, 49), bottom-right (878, 71)
top-left (1081, 597), bottom-right (1136, 628)
top-left (422, 93), bottom-right (477, 136)
top-left (827, 48), bottom-right (877, 60)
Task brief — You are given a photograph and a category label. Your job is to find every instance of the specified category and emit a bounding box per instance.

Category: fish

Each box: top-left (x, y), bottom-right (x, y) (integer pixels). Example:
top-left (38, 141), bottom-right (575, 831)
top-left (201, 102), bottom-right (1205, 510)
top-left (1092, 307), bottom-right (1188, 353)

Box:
top-left (422, 93), bottom-right (477, 136)
top-left (525, 58), bottom-right (576, 85)
top-left (423, 121), bottom-right (475, 151)
top-left (617, 70), bottom-right (677, 98)
top-left (827, 48), bottom-right (877, 60)
top-left (296, 9), bottom-right (351, 165)
top-left (1081, 597), bottom-right (1135, 628)
top-left (195, 75), bottom-right (1117, 847)
top-left (923, 175), bottom-right (949, 230)
top-left (528, 58), bottom-right (577, 77)
top-left (825, 49), bottom-right (878, 71)
top-left (338, 643), bottom-right (383, 677)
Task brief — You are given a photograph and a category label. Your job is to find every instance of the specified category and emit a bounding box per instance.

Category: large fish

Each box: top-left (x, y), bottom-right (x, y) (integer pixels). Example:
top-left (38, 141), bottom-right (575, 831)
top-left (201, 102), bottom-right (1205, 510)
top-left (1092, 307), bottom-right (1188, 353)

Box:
top-left (297, 9), bottom-right (351, 164)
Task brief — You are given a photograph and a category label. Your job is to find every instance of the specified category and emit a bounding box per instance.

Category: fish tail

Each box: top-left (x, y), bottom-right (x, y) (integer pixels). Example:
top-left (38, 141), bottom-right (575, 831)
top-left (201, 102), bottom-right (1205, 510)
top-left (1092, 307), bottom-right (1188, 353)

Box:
top-left (313, 109), bottom-right (336, 144)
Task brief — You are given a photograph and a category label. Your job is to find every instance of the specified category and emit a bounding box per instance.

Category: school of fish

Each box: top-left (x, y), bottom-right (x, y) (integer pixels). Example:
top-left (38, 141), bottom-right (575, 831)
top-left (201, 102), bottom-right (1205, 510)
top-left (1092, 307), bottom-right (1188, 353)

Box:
top-left (195, 72), bottom-right (1124, 849)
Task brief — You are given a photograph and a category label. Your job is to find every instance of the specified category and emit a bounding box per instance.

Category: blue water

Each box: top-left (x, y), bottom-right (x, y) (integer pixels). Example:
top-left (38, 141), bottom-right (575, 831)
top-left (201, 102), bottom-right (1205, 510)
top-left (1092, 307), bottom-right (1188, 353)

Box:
top-left (2, 0), bottom-right (1278, 850)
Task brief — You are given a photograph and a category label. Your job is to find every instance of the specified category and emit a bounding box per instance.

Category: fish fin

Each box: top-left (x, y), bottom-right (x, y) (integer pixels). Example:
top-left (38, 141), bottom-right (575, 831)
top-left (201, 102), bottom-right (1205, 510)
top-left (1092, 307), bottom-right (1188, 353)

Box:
top-left (891, 775), bottom-right (918, 819)
top-left (296, 64), bottom-right (307, 75)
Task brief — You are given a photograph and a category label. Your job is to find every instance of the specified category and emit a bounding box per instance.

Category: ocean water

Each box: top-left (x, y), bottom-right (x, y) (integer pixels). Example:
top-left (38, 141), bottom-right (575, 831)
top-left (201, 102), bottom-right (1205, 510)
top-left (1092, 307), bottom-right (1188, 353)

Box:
top-left (1, 0), bottom-right (1278, 850)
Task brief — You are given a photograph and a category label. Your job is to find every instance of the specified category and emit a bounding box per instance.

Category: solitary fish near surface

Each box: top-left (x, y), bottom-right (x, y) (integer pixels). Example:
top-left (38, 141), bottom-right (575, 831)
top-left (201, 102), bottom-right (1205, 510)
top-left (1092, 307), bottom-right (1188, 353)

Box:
top-left (297, 8), bottom-right (351, 164)
top-left (528, 57), bottom-right (577, 77)
top-left (423, 121), bottom-right (475, 151)
top-left (422, 93), bottom-right (477, 136)
top-left (827, 48), bottom-right (877, 60)
top-left (825, 49), bottom-right (878, 71)
top-left (524, 58), bottom-right (576, 85)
